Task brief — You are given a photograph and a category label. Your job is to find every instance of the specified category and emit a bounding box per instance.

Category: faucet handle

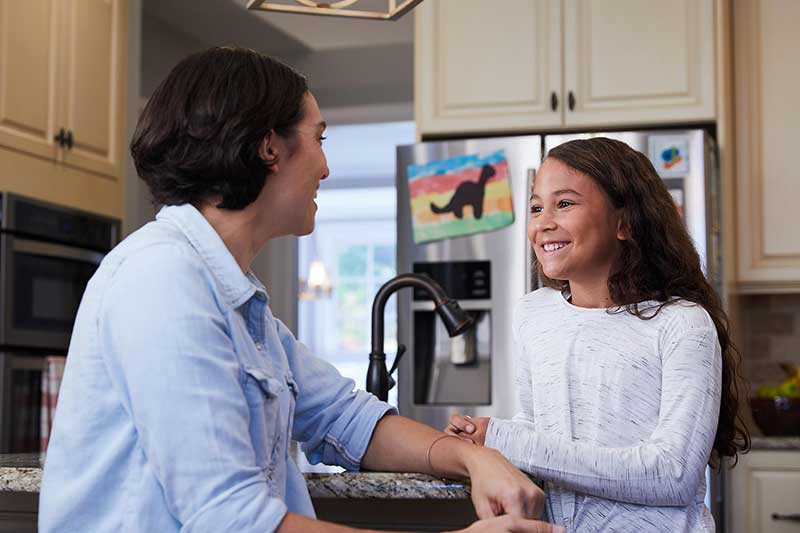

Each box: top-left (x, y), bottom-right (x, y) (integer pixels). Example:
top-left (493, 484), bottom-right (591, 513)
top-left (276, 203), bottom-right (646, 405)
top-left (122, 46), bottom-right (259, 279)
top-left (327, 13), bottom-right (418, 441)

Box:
top-left (386, 344), bottom-right (407, 391)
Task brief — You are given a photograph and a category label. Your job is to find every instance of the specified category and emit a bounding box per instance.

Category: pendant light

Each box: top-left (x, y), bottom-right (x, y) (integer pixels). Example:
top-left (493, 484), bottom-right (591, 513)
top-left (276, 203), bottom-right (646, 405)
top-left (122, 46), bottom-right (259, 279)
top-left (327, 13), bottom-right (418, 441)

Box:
top-left (247, 0), bottom-right (424, 21)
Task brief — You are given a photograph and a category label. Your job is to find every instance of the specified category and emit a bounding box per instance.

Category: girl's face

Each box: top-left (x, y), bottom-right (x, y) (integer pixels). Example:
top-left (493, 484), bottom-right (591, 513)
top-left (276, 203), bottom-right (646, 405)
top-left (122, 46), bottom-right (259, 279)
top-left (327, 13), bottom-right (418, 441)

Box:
top-left (528, 158), bottom-right (625, 287)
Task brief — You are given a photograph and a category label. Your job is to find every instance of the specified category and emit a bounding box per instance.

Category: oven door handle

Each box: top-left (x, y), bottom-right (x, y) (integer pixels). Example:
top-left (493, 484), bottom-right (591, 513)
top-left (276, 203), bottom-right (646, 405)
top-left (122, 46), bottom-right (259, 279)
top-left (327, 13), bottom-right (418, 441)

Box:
top-left (11, 238), bottom-right (104, 265)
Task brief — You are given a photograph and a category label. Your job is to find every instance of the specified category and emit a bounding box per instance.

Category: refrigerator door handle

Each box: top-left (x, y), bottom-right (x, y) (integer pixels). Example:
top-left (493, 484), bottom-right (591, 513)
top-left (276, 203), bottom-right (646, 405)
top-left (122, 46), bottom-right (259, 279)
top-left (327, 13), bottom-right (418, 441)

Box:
top-left (525, 168), bottom-right (537, 294)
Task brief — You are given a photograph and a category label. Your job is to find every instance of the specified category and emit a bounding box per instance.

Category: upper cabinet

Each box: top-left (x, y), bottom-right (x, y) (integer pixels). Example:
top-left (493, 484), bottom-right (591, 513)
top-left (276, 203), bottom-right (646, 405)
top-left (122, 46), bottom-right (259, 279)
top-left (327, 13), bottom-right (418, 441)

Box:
top-left (0, 0), bottom-right (127, 180)
top-left (416, 0), bottom-right (562, 135)
top-left (563, 0), bottom-right (715, 128)
top-left (734, 0), bottom-right (800, 291)
top-left (60, 0), bottom-right (127, 178)
top-left (0, 1), bottom-right (60, 162)
top-left (415, 0), bottom-right (716, 137)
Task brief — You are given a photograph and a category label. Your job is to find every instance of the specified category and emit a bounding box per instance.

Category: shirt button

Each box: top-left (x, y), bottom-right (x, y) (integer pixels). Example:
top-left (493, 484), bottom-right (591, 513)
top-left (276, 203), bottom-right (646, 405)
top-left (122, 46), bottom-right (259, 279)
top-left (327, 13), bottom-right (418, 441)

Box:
top-left (255, 342), bottom-right (263, 350)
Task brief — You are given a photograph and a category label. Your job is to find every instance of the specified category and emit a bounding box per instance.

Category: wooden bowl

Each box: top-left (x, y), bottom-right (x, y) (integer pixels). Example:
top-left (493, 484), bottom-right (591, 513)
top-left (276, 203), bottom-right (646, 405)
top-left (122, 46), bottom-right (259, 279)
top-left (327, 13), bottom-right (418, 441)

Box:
top-left (750, 397), bottom-right (800, 436)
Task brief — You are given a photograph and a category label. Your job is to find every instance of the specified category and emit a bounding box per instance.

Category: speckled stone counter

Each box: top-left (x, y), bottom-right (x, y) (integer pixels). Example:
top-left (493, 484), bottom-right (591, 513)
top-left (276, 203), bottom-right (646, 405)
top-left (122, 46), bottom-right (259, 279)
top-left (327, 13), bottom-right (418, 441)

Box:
top-left (0, 454), bottom-right (41, 494)
top-left (750, 436), bottom-right (800, 450)
top-left (0, 454), bottom-right (470, 499)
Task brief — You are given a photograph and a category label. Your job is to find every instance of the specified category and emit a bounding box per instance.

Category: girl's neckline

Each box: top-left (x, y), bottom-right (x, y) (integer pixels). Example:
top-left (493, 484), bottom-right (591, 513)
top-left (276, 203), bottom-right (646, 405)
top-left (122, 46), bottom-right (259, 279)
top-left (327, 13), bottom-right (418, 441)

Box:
top-left (556, 287), bottom-right (670, 315)
top-left (558, 288), bottom-right (622, 313)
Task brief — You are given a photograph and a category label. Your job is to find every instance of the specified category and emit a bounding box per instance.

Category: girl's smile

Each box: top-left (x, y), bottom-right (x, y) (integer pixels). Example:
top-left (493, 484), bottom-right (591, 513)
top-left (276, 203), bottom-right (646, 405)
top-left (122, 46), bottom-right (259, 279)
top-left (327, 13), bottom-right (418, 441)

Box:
top-left (541, 241), bottom-right (571, 253)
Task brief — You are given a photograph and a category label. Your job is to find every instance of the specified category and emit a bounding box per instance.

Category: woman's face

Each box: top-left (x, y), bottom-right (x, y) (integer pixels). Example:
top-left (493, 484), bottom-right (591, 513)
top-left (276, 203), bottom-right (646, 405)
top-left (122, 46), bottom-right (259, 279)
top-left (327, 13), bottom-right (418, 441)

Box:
top-left (265, 92), bottom-right (329, 237)
top-left (528, 158), bottom-right (624, 287)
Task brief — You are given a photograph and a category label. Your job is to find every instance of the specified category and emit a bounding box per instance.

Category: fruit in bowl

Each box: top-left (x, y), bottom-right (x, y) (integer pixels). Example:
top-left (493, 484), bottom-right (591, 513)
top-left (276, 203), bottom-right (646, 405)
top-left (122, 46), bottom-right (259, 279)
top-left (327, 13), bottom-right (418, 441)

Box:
top-left (751, 365), bottom-right (800, 436)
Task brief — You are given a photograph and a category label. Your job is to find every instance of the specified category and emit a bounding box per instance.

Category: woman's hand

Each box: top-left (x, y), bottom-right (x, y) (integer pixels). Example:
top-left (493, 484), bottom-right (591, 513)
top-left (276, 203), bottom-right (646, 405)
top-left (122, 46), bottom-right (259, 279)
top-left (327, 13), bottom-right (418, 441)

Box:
top-left (462, 446), bottom-right (545, 520)
top-left (456, 515), bottom-right (564, 533)
top-left (446, 414), bottom-right (490, 446)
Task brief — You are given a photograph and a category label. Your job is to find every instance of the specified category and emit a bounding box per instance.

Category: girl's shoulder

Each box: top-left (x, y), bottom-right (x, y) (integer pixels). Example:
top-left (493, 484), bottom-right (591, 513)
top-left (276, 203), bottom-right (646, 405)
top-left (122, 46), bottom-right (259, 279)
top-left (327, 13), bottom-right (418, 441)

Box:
top-left (649, 298), bottom-right (716, 333)
top-left (518, 286), bottom-right (564, 306)
top-left (514, 287), bottom-right (564, 321)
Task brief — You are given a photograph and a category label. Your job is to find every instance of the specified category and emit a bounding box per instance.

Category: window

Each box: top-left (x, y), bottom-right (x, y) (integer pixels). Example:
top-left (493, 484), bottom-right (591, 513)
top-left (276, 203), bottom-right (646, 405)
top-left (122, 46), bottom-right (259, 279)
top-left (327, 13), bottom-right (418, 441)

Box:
top-left (295, 121), bottom-right (414, 472)
top-left (298, 187), bottom-right (398, 405)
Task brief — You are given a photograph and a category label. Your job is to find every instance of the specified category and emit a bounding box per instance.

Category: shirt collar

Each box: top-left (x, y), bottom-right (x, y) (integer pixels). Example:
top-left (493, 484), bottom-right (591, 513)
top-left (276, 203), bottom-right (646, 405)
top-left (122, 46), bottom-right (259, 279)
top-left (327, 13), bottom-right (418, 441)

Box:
top-left (156, 204), bottom-right (268, 309)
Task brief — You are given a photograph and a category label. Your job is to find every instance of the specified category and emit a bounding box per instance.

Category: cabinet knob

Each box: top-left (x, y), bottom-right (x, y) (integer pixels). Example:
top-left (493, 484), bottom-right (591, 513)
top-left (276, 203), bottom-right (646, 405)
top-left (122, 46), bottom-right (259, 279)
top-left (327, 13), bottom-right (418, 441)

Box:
top-left (65, 130), bottom-right (74, 150)
top-left (568, 91), bottom-right (576, 111)
top-left (772, 513), bottom-right (800, 522)
top-left (53, 128), bottom-right (66, 147)
top-left (550, 91), bottom-right (558, 112)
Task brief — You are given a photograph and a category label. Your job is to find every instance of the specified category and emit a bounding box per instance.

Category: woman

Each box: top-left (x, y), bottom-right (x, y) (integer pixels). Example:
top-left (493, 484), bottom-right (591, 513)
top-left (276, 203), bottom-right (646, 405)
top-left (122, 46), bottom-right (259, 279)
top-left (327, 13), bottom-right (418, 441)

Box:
top-left (38, 47), bottom-right (556, 533)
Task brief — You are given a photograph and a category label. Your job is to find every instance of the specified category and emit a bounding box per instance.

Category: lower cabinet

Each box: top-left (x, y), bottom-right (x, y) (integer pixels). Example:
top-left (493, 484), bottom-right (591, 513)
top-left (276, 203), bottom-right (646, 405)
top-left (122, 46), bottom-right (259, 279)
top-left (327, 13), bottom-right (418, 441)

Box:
top-left (726, 450), bottom-right (800, 533)
top-left (314, 498), bottom-right (477, 532)
top-left (0, 492), bottom-right (36, 533)
top-left (0, 493), bottom-right (477, 533)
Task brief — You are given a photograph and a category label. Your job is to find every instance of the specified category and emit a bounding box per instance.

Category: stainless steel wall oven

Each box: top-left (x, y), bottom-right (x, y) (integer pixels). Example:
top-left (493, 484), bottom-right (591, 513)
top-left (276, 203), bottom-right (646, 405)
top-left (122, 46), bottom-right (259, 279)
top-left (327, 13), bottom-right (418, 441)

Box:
top-left (0, 193), bottom-right (119, 452)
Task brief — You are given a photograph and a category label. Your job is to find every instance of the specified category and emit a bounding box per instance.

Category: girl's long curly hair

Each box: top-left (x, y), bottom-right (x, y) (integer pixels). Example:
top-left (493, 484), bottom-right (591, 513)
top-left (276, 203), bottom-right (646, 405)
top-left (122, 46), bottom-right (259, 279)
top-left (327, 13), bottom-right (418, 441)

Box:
top-left (539, 137), bottom-right (750, 467)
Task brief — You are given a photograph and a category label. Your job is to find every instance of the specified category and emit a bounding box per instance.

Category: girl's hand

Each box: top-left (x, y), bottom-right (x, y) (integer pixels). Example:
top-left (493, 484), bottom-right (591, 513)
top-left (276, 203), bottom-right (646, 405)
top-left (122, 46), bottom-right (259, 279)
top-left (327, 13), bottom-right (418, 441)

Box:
top-left (446, 414), bottom-right (490, 446)
top-left (463, 447), bottom-right (545, 520)
top-left (456, 515), bottom-right (564, 533)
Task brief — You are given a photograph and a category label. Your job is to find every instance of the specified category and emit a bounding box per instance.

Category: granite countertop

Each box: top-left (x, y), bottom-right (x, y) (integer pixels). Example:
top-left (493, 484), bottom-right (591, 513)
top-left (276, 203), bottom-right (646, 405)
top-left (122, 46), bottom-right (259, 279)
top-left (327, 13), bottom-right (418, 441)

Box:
top-left (5, 438), bottom-right (799, 496)
top-left (0, 454), bottom-right (470, 499)
top-left (749, 436), bottom-right (800, 450)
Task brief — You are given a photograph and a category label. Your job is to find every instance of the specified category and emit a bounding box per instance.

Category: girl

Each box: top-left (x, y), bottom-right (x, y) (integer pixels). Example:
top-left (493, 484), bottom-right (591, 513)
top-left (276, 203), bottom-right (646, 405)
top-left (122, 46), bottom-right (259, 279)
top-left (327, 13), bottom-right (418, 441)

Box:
top-left (447, 138), bottom-right (749, 532)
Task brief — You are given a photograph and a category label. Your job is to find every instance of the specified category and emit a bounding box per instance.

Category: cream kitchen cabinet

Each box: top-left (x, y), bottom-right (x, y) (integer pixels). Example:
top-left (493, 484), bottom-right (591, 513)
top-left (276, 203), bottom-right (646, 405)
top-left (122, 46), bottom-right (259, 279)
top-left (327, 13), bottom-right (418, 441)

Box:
top-left (0, 0), bottom-right (127, 216)
top-left (726, 450), bottom-right (800, 533)
top-left (415, 0), bottom-right (716, 137)
top-left (734, 0), bottom-right (800, 292)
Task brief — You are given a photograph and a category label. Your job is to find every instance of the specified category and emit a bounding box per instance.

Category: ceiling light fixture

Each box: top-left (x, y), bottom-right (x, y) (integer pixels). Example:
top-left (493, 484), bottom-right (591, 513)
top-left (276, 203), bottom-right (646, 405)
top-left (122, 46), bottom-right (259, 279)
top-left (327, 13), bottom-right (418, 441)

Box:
top-left (246, 0), bottom-right (424, 21)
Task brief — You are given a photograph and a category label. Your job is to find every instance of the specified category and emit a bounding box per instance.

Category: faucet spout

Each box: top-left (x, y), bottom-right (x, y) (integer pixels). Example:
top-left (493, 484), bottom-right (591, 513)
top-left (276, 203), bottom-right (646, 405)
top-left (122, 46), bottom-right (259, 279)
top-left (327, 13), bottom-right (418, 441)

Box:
top-left (367, 273), bottom-right (473, 401)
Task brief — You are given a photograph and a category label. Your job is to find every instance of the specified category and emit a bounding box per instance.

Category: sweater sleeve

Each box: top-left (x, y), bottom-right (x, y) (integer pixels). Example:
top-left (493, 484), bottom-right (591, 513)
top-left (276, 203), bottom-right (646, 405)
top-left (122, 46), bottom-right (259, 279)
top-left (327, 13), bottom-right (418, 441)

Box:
top-left (486, 323), bottom-right (721, 507)
top-left (510, 308), bottom-right (535, 428)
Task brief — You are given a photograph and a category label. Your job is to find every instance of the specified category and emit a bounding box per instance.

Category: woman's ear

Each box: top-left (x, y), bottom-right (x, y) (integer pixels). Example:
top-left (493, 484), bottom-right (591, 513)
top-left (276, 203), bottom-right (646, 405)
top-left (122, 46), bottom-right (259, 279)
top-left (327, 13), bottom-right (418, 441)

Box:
top-left (616, 213), bottom-right (628, 241)
top-left (258, 131), bottom-right (279, 169)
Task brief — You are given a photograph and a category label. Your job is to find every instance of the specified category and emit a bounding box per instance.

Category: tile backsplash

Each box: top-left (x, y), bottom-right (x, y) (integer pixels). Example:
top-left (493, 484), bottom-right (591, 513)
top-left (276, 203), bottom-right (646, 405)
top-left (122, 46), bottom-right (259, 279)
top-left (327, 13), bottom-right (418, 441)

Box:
top-left (738, 294), bottom-right (800, 392)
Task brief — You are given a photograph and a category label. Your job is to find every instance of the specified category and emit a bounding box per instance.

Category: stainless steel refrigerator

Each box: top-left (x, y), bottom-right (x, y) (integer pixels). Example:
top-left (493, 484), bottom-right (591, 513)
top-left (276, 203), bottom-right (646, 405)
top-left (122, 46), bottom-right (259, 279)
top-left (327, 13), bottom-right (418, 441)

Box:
top-left (395, 128), bottom-right (722, 525)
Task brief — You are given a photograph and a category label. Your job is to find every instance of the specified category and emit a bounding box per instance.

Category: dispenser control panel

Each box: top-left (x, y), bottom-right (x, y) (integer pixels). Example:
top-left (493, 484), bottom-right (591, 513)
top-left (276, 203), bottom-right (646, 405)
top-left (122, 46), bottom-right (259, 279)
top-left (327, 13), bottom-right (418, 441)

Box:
top-left (412, 261), bottom-right (491, 300)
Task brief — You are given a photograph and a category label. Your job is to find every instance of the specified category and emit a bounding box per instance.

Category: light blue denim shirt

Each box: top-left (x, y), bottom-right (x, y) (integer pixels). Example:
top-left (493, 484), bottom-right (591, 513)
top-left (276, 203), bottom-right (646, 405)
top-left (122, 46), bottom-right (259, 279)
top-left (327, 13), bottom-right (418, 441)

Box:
top-left (39, 203), bottom-right (395, 532)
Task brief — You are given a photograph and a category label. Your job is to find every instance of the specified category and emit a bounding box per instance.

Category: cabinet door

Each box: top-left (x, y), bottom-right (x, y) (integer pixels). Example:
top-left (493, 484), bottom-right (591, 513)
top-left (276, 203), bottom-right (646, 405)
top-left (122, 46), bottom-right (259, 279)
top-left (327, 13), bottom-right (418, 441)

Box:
top-left (0, 0), bottom-right (60, 160)
top-left (727, 450), bottom-right (800, 533)
top-left (416, 0), bottom-right (561, 136)
top-left (734, 0), bottom-right (800, 290)
top-left (562, 0), bottom-right (715, 128)
top-left (752, 470), bottom-right (800, 533)
top-left (60, 0), bottom-right (126, 179)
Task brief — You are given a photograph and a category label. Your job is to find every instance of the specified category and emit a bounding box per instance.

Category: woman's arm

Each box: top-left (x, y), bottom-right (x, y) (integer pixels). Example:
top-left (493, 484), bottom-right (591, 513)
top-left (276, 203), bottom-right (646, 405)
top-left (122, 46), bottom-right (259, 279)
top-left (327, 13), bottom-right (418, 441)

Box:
top-left (479, 325), bottom-right (722, 507)
top-left (362, 414), bottom-right (545, 520)
top-left (274, 319), bottom-right (545, 521)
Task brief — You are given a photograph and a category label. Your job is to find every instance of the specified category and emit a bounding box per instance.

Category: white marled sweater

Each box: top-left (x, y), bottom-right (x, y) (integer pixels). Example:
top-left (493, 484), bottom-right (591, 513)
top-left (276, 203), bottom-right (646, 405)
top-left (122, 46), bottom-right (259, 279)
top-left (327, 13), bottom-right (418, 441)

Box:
top-left (486, 287), bottom-right (721, 532)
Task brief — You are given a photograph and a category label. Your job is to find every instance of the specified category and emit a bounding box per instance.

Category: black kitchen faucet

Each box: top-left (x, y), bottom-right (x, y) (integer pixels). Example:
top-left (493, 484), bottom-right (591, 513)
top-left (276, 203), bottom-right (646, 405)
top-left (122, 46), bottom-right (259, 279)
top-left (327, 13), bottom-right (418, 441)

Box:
top-left (367, 273), bottom-right (473, 402)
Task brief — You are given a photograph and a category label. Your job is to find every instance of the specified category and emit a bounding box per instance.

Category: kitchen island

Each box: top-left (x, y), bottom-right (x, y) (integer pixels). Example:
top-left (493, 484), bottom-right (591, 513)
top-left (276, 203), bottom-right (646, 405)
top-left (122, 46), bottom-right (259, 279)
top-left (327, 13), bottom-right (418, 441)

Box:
top-left (0, 454), bottom-right (477, 532)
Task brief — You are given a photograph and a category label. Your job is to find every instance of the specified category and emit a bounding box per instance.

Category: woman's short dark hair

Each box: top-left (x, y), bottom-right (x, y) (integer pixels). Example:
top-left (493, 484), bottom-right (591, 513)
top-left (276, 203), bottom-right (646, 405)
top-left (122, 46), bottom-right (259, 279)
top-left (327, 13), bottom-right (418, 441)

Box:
top-left (131, 47), bottom-right (308, 209)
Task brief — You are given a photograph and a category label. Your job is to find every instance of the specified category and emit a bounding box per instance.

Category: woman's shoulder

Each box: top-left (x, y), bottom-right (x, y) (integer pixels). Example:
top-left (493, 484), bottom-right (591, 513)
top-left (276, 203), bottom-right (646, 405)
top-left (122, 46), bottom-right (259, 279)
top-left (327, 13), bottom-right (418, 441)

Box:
top-left (99, 222), bottom-right (214, 306)
top-left (107, 224), bottom-right (201, 278)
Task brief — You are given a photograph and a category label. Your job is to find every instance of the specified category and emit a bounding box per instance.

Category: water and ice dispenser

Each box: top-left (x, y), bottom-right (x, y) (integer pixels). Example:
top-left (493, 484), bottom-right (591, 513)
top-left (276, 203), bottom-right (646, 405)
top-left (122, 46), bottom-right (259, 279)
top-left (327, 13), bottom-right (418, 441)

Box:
top-left (411, 261), bottom-right (492, 406)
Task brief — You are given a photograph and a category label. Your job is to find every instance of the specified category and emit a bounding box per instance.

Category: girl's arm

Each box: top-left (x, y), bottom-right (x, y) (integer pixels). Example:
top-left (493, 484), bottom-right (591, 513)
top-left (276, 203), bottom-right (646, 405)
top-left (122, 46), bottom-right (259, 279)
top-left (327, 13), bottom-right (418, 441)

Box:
top-left (486, 325), bottom-right (722, 507)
